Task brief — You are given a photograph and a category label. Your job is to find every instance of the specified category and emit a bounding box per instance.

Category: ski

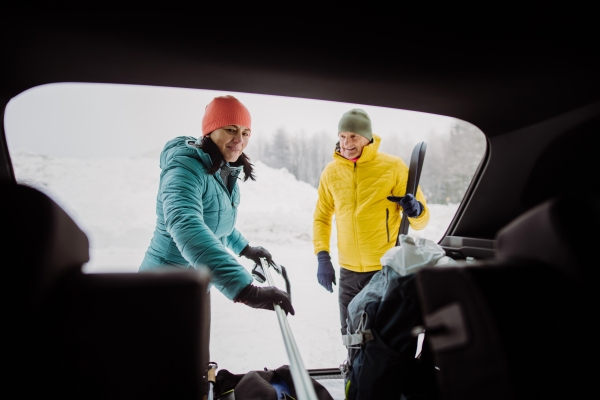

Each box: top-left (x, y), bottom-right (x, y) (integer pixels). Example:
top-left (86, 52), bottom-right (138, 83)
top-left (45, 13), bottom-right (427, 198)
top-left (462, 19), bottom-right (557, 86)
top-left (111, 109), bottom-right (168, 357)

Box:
top-left (396, 141), bottom-right (427, 245)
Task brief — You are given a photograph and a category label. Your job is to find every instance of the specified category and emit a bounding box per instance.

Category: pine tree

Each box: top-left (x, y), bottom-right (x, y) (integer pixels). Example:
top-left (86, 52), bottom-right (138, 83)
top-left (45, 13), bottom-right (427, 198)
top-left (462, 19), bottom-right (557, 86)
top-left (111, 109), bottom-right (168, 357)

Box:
top-left (268, 128), bottom-right (292, 171)
top-left (419, 120), bottom-right (486, 204)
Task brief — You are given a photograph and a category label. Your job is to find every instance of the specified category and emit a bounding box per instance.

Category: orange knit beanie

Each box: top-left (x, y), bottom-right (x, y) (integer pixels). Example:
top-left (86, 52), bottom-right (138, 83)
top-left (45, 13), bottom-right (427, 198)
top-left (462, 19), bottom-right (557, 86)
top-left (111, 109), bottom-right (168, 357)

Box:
top-left (202, 95), bottom-right (252, 137)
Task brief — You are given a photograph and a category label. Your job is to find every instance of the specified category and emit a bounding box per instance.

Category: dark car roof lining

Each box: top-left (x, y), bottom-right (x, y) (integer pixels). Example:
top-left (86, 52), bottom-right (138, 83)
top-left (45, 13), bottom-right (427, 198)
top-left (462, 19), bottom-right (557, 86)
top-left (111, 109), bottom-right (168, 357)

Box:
top-left (2, 16), bottom-right (599, 242)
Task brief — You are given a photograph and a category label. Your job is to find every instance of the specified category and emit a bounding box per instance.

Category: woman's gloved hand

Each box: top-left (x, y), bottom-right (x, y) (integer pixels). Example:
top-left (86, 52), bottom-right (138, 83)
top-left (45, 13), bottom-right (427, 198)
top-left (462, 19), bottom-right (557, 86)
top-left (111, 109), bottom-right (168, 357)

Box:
top-left (234, 284), bottom-right (295, 315)
top-left (317, 251), bottom-right (336, 293)
top-left (387, 193), bottom-right (424, 218)
top-left (240, 244), bottom-right (274, 266)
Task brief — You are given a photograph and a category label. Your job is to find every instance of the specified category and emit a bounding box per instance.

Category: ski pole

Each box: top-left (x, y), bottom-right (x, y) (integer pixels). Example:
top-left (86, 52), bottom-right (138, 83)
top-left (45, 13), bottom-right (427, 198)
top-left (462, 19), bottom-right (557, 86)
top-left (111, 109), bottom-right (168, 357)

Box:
top-left (206, 361), bottom-right (218, 400)
top-left (260, 258), bottom-right (318, 400)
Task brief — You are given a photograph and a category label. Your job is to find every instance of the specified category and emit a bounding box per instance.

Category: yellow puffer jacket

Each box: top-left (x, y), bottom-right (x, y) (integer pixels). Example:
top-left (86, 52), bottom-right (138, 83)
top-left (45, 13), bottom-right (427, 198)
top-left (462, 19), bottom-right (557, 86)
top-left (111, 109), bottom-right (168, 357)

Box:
top-left (313, 134), bottom-right (429, 272)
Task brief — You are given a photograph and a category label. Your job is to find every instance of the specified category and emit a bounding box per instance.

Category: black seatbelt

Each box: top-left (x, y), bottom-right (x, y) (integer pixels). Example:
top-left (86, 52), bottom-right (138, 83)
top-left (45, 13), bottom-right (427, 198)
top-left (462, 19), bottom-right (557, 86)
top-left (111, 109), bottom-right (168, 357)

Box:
top-left (396, 141), bottom-right (427, 246)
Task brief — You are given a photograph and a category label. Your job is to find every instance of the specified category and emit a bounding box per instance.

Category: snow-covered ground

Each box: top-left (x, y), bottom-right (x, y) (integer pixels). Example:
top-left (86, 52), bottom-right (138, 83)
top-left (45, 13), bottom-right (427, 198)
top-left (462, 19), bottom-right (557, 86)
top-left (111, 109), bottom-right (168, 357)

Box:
top-left (12, 151), bottom-right (459, 374)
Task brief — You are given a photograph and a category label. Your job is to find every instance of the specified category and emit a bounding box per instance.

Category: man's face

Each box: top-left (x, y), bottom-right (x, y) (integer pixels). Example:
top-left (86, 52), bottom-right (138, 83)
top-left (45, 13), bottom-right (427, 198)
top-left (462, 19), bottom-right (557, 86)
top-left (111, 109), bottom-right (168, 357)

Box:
top-left (339, 131), bottom-right (370, 159)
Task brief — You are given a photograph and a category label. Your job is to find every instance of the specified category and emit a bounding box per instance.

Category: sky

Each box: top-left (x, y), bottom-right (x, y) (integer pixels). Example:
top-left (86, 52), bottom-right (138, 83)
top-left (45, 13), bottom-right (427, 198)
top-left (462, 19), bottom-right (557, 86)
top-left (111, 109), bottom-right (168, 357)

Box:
top-left (4, 82), bottom-right (457, 158)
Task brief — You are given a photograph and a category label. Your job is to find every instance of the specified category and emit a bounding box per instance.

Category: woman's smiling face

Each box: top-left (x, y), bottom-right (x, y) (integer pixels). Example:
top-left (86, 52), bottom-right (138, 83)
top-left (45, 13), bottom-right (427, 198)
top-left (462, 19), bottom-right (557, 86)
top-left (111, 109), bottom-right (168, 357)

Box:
top-left (208, 125), bottom-right (250, 162)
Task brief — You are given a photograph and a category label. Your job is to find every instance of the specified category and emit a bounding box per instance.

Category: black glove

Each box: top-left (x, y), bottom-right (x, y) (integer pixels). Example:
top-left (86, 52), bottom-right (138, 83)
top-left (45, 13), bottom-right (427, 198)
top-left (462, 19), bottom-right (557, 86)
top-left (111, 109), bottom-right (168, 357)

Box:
top-left (234, 284), bottom-right (295, 315)
top-left (317, 251), bottom-right (336, 293)
top-left (387, 193), bottom-right (424, 218)
top-left (240, 244), bottom-right (274, 266)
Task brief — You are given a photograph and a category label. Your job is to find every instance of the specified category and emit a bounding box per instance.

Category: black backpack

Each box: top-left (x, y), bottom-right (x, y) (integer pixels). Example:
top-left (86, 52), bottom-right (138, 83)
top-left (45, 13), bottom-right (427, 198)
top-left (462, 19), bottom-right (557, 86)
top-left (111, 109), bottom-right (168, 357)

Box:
top-left (343, 268), bottom-right (439, 400)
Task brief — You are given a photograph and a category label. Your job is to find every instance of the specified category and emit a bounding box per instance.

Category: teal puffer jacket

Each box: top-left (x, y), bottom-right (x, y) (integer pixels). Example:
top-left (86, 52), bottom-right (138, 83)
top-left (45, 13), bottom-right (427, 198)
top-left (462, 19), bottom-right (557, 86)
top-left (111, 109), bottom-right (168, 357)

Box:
top-left (140, 136), bottom-right (253, 300)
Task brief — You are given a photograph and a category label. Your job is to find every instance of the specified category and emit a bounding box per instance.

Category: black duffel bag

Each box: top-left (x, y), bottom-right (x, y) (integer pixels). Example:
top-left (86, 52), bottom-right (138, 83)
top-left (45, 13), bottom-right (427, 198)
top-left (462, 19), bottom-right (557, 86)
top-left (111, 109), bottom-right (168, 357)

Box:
top-left (214, 365), bottom-right (333, 400)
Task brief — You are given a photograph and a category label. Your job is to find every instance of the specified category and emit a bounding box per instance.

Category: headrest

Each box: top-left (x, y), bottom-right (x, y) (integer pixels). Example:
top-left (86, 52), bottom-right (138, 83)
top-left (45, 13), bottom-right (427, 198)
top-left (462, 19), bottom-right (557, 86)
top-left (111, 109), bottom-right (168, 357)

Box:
top-left (1, 183), bottom-right (89, 305)
top-left (496, 196), bottom-right (597, 287)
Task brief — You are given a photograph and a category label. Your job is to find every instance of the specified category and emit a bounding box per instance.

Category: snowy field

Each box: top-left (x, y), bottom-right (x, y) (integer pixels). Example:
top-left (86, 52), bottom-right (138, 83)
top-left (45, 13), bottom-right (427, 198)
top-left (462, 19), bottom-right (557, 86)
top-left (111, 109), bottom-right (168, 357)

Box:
top-left (12, 151), bottom-right (459, 374)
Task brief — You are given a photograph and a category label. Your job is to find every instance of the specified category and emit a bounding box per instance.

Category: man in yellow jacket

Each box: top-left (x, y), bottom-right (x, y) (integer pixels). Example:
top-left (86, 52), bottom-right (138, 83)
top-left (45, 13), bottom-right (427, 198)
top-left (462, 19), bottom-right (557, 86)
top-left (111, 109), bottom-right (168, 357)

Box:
top-left (313, 108), bottom-right (430, 335)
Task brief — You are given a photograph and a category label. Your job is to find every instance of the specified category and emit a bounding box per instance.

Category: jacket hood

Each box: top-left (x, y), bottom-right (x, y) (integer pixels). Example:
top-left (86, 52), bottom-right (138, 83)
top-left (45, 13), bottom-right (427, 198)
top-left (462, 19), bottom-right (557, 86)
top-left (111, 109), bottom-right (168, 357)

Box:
top-left (334, 134), bottom-right (382, 164)
top-left (159, 136), bottom-right (212, 170)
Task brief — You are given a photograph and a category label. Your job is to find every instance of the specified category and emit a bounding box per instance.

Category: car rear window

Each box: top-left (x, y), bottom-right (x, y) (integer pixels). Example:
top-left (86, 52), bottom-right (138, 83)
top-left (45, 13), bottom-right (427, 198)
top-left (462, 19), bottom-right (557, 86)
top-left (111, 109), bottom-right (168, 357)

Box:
top-left (5, 82), bottom-right (486, 371)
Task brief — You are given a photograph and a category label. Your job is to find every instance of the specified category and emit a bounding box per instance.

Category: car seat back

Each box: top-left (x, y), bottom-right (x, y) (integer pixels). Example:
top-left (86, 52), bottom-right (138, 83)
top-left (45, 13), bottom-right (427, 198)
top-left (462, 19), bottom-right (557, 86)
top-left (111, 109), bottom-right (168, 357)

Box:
top-left (2, 183), bottom-right (90, 308)
top-left (416, 196), bottom-right (595, 399)
top-left (3, 183), bottom-right (210, 399)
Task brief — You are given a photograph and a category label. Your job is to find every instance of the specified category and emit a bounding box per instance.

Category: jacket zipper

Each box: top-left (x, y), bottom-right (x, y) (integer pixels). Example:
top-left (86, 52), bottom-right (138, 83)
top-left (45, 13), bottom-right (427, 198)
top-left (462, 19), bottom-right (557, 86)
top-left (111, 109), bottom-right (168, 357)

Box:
top-left (386, 208), bottom-right (390, 242)
top-left (215, 173), bottom-right (236, 207)
top-left (353, 162), bottom-right (363, 270)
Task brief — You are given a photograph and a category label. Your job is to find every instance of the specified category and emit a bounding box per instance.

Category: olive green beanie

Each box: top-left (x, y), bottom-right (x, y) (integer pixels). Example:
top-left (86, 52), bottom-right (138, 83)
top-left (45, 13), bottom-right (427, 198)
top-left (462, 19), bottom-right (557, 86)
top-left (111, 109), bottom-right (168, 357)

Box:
top-left (338, 109), bottom-right (373, 141)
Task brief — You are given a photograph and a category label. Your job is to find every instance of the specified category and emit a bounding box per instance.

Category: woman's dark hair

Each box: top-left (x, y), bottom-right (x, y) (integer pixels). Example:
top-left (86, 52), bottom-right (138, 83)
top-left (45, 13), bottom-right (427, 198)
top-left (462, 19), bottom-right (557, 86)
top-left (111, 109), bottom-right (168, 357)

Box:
top-left (196, 136), bottom-right (255, 182)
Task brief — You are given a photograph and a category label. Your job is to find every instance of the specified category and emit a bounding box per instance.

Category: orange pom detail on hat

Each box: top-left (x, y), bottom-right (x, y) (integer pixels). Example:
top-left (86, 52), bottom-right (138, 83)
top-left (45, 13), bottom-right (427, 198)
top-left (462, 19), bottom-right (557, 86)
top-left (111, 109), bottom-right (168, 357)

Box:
top-left (202, 95), bottom-right (252, 137)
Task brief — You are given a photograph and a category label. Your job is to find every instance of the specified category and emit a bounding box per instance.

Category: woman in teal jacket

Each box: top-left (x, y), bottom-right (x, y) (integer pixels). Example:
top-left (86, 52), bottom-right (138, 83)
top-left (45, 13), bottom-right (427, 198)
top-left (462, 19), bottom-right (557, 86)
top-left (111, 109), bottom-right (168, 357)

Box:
top-left (140, 95), bottom-right (293, 315)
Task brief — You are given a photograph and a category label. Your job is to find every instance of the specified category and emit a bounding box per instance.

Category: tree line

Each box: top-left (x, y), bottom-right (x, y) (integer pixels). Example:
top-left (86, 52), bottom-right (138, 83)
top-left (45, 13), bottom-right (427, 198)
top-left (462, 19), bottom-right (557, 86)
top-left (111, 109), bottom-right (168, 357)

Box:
top-left (244, 119), bottom-right (486, 205)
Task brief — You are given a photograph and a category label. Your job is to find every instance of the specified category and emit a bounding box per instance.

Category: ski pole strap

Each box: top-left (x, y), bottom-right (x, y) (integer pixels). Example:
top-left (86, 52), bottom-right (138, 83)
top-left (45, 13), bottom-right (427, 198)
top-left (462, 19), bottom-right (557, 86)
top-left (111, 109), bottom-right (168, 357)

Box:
top-left (397, 141), bottom-right (427, 244)
top-left (253, 262), bottom-right (292, 301)
top-left (280, 265), bottom-right (292, 302)
top-left (252, 264), bottom-right (267, 283)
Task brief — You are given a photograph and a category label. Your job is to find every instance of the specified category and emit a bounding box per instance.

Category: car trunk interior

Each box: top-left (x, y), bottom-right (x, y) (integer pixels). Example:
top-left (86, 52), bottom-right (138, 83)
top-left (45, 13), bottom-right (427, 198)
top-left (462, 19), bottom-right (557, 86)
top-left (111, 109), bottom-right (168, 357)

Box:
top-left (1, 11), bottom-right (597, 399)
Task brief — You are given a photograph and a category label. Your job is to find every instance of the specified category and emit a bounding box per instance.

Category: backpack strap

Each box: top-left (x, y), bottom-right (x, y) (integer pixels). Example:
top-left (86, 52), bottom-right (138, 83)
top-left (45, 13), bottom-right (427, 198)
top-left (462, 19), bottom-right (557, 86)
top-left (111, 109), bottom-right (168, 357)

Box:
top-left (342, 330), bottom-right (374, 347)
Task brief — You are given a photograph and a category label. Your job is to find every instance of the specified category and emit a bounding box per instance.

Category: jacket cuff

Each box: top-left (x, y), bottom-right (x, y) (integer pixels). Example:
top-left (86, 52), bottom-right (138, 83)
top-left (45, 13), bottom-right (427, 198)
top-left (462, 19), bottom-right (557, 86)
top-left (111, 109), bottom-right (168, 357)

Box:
top-left (408, 202), bottom-right (430, 229)
top-left (239, 244), bottom-right (250, 257)
top-left (225, 272), bottom-right (253, 301)
top-left (234, 283), bottom-right (253, 302)
top-left (314, 244), bottom-right (330, 255)
top-left (232, 237), bottom-right (250, 256)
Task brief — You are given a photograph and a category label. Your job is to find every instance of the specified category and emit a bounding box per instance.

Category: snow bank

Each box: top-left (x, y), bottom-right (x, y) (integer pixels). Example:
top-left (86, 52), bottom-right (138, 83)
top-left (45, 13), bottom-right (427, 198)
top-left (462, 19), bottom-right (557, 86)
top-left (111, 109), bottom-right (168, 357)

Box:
top-left (12, 151), bottom-right (161, 251)
top-left (236, 161), bottom-right (322, 244)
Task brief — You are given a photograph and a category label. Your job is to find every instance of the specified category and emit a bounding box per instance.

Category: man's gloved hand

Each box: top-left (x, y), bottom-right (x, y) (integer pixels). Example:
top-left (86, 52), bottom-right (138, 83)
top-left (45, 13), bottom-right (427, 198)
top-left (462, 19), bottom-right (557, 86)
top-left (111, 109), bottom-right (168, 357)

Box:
top-left (317, 251), bottom-right (336, 293)
top-left (240, 244), bottom-right (274, 267)
top-left (234, 284), bottom-right (295, 315)
top-left (387, 193), bottom-right (424, 218)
